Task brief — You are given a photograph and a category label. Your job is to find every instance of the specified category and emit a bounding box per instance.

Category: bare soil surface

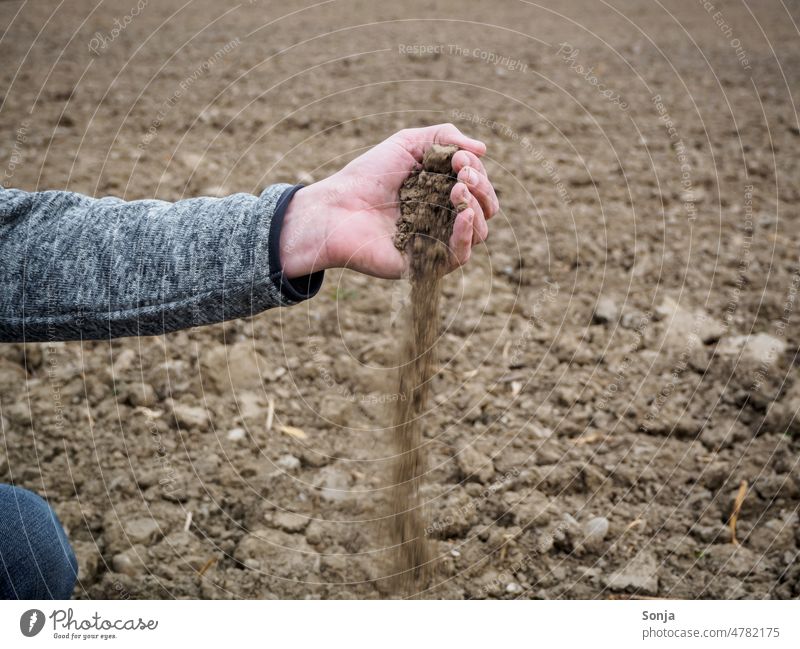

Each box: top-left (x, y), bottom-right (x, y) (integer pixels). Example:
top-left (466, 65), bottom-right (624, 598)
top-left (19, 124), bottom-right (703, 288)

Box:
top-left (1, 0), bottom-right (798, 599)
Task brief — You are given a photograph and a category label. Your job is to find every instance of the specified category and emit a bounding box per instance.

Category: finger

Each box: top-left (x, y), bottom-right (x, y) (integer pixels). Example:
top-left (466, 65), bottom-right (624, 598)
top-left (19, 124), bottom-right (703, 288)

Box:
top-left (452, 149), bottom-right (487, 178)
top-left (433, 123), bottom-right (486, 157)
top-left (400, 123), bottom-right (486, 161)
top-left (457, 165), bottom-right (499, 219)
top-left (450, 182), bottom-right (487, 244)
top-left (448, 208), bottom-right (474, 268)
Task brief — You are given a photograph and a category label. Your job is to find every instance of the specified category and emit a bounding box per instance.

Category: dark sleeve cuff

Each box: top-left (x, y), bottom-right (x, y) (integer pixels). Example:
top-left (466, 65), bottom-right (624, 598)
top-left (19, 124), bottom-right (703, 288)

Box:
top-left (267, 183), bottom-right (325, 303)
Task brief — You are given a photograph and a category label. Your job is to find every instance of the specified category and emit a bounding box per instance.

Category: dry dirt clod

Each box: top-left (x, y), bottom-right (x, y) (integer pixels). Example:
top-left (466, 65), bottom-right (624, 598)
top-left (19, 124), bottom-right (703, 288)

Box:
top-left (390, 144), bottom-right (459, 597)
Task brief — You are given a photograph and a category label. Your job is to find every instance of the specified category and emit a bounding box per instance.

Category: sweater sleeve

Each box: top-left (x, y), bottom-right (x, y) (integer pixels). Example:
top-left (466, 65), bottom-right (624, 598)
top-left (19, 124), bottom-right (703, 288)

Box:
top-left (0, 184), bottom-right (324, 342)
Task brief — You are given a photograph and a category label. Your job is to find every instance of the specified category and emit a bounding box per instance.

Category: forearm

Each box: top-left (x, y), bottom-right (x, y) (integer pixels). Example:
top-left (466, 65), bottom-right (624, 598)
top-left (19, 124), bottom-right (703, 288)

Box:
top-left (0, 184), bottom-right (324, 342)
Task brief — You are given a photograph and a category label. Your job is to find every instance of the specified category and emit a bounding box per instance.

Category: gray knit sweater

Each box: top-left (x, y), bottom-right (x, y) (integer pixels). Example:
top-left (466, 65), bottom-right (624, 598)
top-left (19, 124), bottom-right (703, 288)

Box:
top-left (0, 184), bottom-right (324, 342)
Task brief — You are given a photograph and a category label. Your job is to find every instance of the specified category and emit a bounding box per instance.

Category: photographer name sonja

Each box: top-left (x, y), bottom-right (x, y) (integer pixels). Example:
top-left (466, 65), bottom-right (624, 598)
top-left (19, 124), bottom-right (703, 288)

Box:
top-left (49, 608), bottom-right (158, 632)
top-left (642, 610), bottom-right (676, 623)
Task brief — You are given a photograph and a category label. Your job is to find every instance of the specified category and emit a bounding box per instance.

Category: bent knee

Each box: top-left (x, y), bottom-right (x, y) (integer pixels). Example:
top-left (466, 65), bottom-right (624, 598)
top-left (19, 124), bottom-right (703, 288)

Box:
top-left (0, 485), bottom-right (77, 599)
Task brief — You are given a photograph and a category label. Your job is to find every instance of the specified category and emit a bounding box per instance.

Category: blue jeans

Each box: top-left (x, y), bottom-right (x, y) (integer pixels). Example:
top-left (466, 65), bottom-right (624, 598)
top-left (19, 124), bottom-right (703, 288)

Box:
top-left (0, 485), bottom-right (77, 599)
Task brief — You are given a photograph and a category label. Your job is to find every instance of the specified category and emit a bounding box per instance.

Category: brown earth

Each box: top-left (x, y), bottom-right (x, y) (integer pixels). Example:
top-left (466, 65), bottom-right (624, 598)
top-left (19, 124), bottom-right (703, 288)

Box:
top-left (391, 143), bottom-right (458, 594)
top-left (0, 0), bottom-right (798, 599)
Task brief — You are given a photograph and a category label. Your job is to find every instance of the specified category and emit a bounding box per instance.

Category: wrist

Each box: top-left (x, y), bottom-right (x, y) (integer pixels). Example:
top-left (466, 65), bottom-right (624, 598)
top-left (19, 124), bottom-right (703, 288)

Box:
top-left (279, 184), bottom-right (334, 278)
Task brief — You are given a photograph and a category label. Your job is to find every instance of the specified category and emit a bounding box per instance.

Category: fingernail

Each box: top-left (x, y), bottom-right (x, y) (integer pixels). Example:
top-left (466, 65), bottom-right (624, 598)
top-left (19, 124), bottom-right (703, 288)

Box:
top-left (462, 185), bottom-right (469, 200)
top-left (465, 167), bottom-right (475, 185)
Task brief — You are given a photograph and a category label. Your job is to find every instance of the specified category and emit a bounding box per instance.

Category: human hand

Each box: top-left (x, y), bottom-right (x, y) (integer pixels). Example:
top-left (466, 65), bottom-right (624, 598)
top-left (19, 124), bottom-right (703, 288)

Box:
top-left (279, 124), bottom-right (499, 279)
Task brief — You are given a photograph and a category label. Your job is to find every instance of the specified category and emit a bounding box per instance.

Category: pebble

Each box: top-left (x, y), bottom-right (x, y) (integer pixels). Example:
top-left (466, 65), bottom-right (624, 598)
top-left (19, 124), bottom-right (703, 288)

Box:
top-left (319, 395), bottom-right (356, 427)
top-left (201, 342), bottom-right (268, 392)
top-left (717, 333), bottom-right (787, 366)
top-left (305, 521), bottom-right (325, 545)
top-left (271, 511), bottom-right (308, 533)
top-left (227, 427), bottom-right (247, 442)
top-left (656, 296), bottom-right (725, 347)
top-left (276, 454), bottom-right (301, 471)
top-left (123, 517), bottom-right (162, 545)
top-left (506, 582), bottom-right (522, 594)
top-left (111, 551), bottom-right (141, 577)
top-left (314, 466), bottom-right (351, 502)
top-left (172, 403), bottom-right (210, 429)
top-left (593, 296), bottom-right (620, 324)
top-left (456, 445), bottom-right (495, 484)
top-left (235, 528), bottom-right (316, 579)
top-left (605, 551), bottom-right (659, 595)
top-left (127, 383), bottom-right (157, 407)
top-left (582, 516), bottom-right (610, 551)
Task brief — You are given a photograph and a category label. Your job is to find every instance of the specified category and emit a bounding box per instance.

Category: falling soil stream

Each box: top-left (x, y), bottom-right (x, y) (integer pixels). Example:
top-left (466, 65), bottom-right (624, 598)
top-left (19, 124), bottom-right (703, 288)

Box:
top-left (390, 144), bottom-right (459, 595)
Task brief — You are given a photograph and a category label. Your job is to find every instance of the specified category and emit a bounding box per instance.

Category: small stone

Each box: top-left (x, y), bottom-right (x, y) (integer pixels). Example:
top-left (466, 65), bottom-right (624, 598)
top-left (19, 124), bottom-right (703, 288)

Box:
top-left (319, 395), bottom-right (357, 427)
top-left (235, 528), bottom-right (316, 579)
top-left (553, 513), bottom-right (582, 552)
top-left (314, 466), bottom-right (351, 502)
top-left (298, 446), bottom-right (330, 468)
top-left (702, 544), bottom-right (763, 577)
top-left (127, 383), bottom-right (157, 407)
top-left (509, 489), bottom-right (554, 527)
top-left (276, 454), bottom-right (301, 471)
top-left (0, 359), bottom-right (27, 392)
top-left (656, 297), bottom-right (725, 347)
top-left (582, 516), bottom-right (610, 551)
top-left (123, 518), bottom-right (162, 545)
top-left (172, 403), bottom-right (210, 429)
top-left (227, 427), bottom-right (247, 442)
top-left (593, 296), bottom-right (619, 324)
top-left (450, 548), bottom-right (461, 558)
top-left (305, 521), bottom-right (325, 545)
top-left (531, 424), bottom-right (553, 439)
top-left (605, 551), bottom-right (659, 595)
top-left (456, 445), bottom-right (495, 484)
top-left (717, 333), bottom-right (787, 366)
top-left (111, 550), bottom-right (141, 576)
top-left (271, 511), bottom-right (308, 533)
top-left (506, 582), bottom-right (522, 594)
top-left (200, 342), bottom-right (270, 393)
top-left (236, 391), bottom-right (265, 421)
